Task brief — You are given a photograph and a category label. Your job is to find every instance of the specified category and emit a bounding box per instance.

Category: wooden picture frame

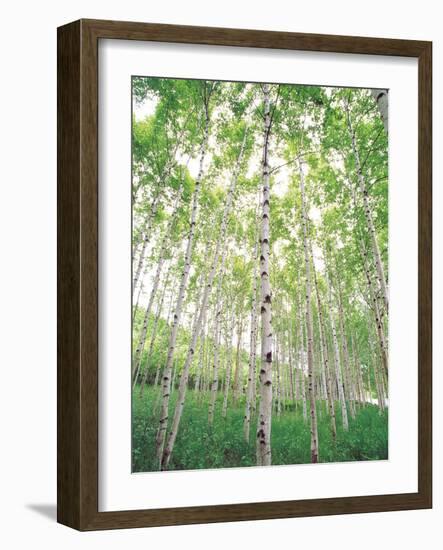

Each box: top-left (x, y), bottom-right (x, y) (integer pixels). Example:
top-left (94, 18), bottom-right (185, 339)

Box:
top-left (57, 18), bottom-right (432, 530)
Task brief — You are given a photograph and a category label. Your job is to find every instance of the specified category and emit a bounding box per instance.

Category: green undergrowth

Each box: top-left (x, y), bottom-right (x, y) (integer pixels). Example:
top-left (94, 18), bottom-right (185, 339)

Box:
top-left (132, 385), bottom-right (388, 472)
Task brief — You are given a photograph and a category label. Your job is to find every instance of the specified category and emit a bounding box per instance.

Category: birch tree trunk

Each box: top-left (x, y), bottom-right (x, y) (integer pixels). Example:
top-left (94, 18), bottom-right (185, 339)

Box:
top-left (133, 192), bottom-right (160, 293)
top-left (232, 317), bottom-right (244, 405)
top-left (287, 334), bottom-right (295, 404)
top-left (308, 226), bottom-right (336, 438)
top-left (275, 337), bottom-right (282, 417)
top-left (359, 238), bottom-right (389, 378)
top-left (222, 309), bottom-right (235, 418)
top-left (160, 128), bottom-right (247, 469)
top-left (155, 112), bottom-right (210, 462)
top-left (138, 264), bottom-right (171, 394)
top-left (325, 262), bottom-right (349, 431)
top-left (208, 289), bottom-right (224, 425)
top-left (345, 104), bottom-right (389, 313)
top-left (132, 251), bottom-right (166, 382)
top-left (334, 273), bottom-right (356, 420)
top-left (298, 160), bottom-right (319, 463)
top-left (133, 153), bottom-right (180, 293)
top-left (244, 240), bottom-right (259, 441)
top-left (132, 260), bottom-right (149, 324)
top-left (256, 83), bottom-right (273, 467)
top-left (132, 184), bottom-right (184, 380)
top-left (208, 252), bottom-right (229, 425)
top-left (193, 310), bottom-right (207, 392)
top-left (296, 296), bottom-right (308, 422)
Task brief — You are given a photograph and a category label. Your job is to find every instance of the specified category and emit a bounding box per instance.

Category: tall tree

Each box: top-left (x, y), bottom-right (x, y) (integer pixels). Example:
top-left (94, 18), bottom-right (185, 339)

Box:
top-left (256, 83), bottom-right (274, 467)
top-left (298, 159), bottom-right (319, 463)
top-left (160, 123), bottom-right (248, 469)
top-left (155, 82), bottom-right (215, 461)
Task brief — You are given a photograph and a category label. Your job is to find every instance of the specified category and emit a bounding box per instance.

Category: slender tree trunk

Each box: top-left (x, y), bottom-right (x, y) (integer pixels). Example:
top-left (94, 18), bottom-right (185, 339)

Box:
top-left (345, 104), bottom-right (389, 313)
top-left (208, 289), bottom-right (224, 425)
top-left (232, 317), bottom-right (243, 404)
top-left (132, 184), bottom-right (184, 381)
top-left (155, 112), bottom-right (210, 462)
top-left (359, 238), bottom-right (389, 378)
top-left (256, 83), bottom-right (273, 467)
top-left (334, 277), bottom-right (356, 420)
top-left (298, 160), bottom-right (319, 463)
top-left (351, 336), bottom-right (364, 405)
top-left (291, 313), bottom-right (300, 407)
top-left (152, 276), bottom-right (178, 390)
top-left (244, 241), bottom-right (259, 441)
top-left (222, 309), bottom-right (235, 418)
top-left (309, 230), bottom-right (336, 439)
top-left (371, 347), bottom-right (385, 412)
top-left (297, 297), bottom-right (308, 422)
top-left (275, 337), bottom-right (282, 417)
top-left (324, 256), bottom-right (349, 431)
top-left (280, 335), bottom-right (288, 409)
top-left (132, 260), bottom-right (148, 324)
top-left (286, 309), bottom-right (295, 405)
top-left (160, 128), bottom-right (247, 469)
top-left (194, 309), bottom-right (207, 392)
top-left (133, 154), bottom-right (180, 293)
top-left (208, 254), bottom-right (228, 426)
top-left (132, 252), bottom-right (165, 382)
top-left (133, 192), bottom-right (160, 293)
top-left (366, 358), bottom-right (372, 404)
top-left (138, 264), bottom-right (171, 394)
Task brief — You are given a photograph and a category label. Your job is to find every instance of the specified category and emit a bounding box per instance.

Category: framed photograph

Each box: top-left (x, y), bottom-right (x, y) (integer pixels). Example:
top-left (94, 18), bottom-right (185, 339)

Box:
top-left (57, 19), bottom-right (432, 530)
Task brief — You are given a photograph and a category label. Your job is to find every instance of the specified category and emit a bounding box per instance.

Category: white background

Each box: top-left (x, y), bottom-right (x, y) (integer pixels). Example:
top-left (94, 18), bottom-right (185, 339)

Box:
top-left (100, 40), bottom-right (418, 511)
top-left (0, 0), bottom-right (441, 548)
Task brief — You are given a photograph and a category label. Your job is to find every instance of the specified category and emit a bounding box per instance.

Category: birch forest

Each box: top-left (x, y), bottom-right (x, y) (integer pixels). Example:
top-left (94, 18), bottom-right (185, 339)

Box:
top-left (131, 77), bottom-right (389, 472)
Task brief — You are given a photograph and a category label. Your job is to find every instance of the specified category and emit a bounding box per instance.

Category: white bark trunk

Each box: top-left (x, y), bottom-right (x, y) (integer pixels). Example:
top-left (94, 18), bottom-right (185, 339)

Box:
top-left (334, 272), bottom-right (356, 419)
top-left (275, 337), bottom-right (282, 417)
top-left (346, 105), bottom-right (389, 313)
top-left (155, 115), bottom-right (210, 462)
top-left (132, 184), bottom-right (184, 380)
top-left (244, 239), bottom-right (259, 441)
top-left (310, 244), bottom-right (336, 438)
top-left (256, 83), bottom-right (273, 467)
top-left (222, 309), bottom-right (235, 418)
top-left (324, 262), bottom-right (349, 431)
top-left (133, 192), bottom-right (160, 293)
top-left (296, 296), bottom-right (308, 422)
top-left (359, 238), bottom-right (389, 378)
top-left (232, 317), bottom-right (244, 404)
top-left (160, 128), bottom-right (247, 469)
top-left (298, 160), bottom-right (319, 463)
top-left (132, 253), bottom-right (165, 381)
top-left (138, 264), bottom-right (171, 394)
top-left (208, 286), bottom-right (225, 425)
top-left (193, 310), bottom-right (207, 392)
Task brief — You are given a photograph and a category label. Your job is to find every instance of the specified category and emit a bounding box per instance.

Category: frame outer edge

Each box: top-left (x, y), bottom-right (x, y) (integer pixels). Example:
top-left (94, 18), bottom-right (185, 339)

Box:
top-left (57, 20), bottom-right (82, 530)
top-left (57, 18), bottom-right (433, 530)
top-left (418, 42), bottom-right (432, 508)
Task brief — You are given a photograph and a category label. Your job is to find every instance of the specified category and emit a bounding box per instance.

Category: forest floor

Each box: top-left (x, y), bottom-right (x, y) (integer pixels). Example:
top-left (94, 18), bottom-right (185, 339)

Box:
top-left (132, 385), bottom-right (388, 472)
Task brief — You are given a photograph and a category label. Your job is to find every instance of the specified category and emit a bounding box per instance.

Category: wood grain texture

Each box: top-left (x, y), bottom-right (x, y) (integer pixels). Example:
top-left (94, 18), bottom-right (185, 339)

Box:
top-left (57, 20), bottom-right (81, 528)
top-left (417, 42), bottom-right (432, 507)
top-left (57, 19), bottom-right (432, 531)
